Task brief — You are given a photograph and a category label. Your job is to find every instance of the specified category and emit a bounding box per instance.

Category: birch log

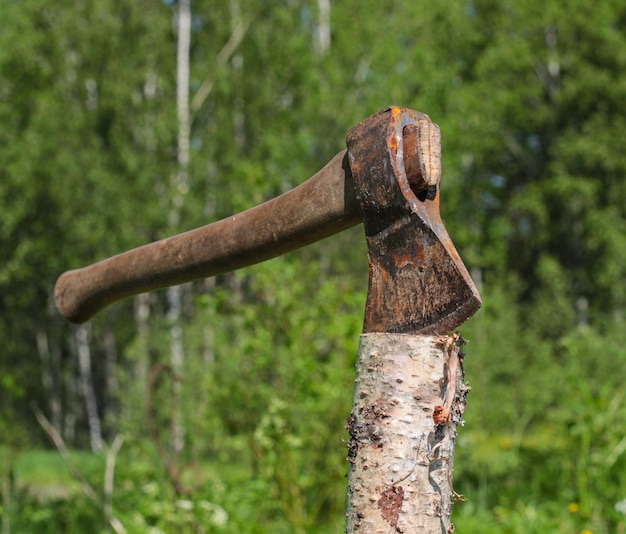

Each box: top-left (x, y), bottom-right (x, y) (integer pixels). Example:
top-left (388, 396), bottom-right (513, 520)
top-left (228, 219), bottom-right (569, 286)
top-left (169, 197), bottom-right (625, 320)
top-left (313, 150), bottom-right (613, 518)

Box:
top-left (346, 333), bottom-right (469, 533)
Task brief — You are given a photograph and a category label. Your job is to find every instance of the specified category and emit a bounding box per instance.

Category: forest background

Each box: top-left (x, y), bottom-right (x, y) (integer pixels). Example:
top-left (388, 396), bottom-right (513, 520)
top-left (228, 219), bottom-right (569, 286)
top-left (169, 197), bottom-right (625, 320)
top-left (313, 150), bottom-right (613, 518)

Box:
top-left (1, 0), bottom-right (626, 532)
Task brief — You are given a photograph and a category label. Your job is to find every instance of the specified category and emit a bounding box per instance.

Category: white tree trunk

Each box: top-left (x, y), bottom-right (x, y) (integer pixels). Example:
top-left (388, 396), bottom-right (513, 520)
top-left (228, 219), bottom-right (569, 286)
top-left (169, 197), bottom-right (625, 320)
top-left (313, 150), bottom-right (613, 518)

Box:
top-left (103, 318), bottom-right (118, 429)
top-left (167, 0), bottom-right (192, 456)
top-left (36, 327), bottom-right (62, 433)
top-left (346, 333), bottom-right (469, 533)
top-left (166, 284), bottom-right (185, 455)
top-left (2, 453), bottom-right (10, 534)
top-left (133, 293), bottom-right (151, 393)
top-left (174, 0), bottom-right (191, 204)
top-left (315, 0), bottom-right (331, 55)
top-left (76, 324), bottom-right (103, 453)
top-left (63, 358), bottom-right (78, 444)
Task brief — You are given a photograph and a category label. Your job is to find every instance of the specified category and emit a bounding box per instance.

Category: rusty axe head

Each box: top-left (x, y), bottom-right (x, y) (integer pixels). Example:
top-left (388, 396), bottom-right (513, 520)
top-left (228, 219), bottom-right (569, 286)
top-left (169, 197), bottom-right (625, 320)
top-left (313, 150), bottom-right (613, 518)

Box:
top-left (55, 107), bottom-right (480, 332)
top-left (347, 107), bottom-right (480, 334)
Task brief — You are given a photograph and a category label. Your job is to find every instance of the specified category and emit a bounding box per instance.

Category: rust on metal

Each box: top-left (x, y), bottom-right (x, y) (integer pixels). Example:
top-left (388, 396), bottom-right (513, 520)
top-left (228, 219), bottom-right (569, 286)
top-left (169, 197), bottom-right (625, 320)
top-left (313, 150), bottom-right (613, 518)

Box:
top-left (347, 107), bottom-right (481, 335)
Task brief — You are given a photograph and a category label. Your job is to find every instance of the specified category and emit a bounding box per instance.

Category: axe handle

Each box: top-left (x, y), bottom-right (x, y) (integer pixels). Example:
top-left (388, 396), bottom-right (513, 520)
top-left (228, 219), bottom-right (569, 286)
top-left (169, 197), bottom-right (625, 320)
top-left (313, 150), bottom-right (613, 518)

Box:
top-left (55, 150), bottom-right (360, 324)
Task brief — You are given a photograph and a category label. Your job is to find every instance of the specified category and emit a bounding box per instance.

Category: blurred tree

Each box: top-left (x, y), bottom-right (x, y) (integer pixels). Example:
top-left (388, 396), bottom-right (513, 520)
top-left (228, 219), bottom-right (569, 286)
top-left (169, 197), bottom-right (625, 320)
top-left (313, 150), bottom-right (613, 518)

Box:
top-left (445, 0), bottom-right (626, 331)
top-left (0, 0), bottom-right (176, 444)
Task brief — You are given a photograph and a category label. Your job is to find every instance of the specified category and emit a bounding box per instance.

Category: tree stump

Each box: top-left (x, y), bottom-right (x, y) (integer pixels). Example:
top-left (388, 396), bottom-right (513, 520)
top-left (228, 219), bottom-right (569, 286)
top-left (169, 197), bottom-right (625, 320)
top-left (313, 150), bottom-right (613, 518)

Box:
top-left (346, 333), bottom-right (469, 533)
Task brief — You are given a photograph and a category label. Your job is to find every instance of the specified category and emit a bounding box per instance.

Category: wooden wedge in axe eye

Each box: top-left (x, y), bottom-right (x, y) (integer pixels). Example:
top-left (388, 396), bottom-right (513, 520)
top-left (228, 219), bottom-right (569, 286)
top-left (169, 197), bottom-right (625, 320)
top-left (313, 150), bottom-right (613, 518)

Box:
top-left (55, 107), bottom-right (481, 533)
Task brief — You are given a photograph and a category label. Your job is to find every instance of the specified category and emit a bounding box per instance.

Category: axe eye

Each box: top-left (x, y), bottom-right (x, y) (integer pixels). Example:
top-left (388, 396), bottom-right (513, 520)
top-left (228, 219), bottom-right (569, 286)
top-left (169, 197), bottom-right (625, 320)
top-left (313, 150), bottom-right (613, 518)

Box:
top-left (417, 186), bottom-right (438, 202)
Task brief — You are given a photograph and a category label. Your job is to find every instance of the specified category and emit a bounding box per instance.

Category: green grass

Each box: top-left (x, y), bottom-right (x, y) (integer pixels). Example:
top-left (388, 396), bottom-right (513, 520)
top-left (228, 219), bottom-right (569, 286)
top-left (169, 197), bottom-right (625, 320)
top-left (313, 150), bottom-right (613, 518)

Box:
top-left (3, 439), bottom-right (626, 533)
top-left (7, 448), bottom-right (104, 501)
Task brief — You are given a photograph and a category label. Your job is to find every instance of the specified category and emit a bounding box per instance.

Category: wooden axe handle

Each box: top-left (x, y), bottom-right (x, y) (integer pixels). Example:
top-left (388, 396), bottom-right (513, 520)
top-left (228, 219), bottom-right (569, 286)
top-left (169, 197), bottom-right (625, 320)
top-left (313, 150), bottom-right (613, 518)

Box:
top-left (55, 150), bottom-right (359, 323)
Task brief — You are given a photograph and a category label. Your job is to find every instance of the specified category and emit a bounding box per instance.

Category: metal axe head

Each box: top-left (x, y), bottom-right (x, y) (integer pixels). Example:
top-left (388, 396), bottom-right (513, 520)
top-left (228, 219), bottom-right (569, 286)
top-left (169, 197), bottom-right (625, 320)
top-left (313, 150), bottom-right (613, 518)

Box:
top-left (54, 107), bottom-right (480, 332)
top-left (347, 107), bottom-right (481, 334)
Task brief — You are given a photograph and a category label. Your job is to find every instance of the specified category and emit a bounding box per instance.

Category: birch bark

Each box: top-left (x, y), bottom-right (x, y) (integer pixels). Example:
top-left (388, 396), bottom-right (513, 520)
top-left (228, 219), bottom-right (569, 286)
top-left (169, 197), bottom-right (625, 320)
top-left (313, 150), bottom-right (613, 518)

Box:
top-left (103, 318), bottom-right (118, 430)
top-left (76, 324), bottom-right (103, 453)
top-left (346, 333), bottom-right (469, 533)
top-left (36, 327), bottom-right (62, 433)
top-left (315, 0), bottom-right (331, 55)
top-left (167, 0), bottom-right (191, 456)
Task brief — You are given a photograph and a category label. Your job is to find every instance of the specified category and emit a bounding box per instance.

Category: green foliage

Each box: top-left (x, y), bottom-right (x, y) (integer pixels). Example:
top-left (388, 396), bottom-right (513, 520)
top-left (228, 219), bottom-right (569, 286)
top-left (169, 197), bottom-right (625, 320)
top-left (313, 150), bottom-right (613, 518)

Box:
top-left (456, 281), bottom-right (626, 533)
top-left (1, 0), bottom-right (625, 532)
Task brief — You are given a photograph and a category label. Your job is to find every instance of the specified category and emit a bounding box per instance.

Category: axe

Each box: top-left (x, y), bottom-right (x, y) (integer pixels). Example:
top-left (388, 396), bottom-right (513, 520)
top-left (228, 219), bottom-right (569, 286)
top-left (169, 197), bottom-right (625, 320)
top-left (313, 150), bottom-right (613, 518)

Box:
top-left (55, 107), bottom-right (481, 532)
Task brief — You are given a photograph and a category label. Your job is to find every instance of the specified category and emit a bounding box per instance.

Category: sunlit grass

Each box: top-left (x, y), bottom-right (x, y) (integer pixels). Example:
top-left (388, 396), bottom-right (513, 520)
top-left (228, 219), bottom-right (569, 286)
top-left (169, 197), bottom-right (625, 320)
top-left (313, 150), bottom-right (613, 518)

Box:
top-left (8, 449), bottom-right (104, 501)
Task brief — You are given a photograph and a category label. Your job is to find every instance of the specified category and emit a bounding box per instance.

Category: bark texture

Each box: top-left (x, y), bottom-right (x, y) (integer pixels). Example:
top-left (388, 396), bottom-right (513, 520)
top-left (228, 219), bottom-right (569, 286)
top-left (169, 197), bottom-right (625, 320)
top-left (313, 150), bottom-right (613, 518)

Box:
top-left (346, 333), bottom-right (469, 533)
top-left (75, 324), bottom-right (102, 453)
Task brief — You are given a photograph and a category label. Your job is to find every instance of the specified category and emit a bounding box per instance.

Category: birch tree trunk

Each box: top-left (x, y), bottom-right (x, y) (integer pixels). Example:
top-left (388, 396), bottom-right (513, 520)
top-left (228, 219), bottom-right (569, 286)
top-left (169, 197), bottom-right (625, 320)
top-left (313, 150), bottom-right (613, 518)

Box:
top-left (133, 293), bottom-right (150, 390)
top-left (346, 333), bottom-right (469, 533)
top-left (64, 356), bottom-right (78, 444)
top-left (166, 0), bottom-right (192, 457)
top-left (315, 0), bottom-right (331, 55)
top-left (2, 452), bottom-right (10, 534)
top-left (36, 327), bottom-right (62, 433)
top-left (171, 0), bottom-right (191, 231)
top-left (103, 317), bottom-right (118, 431)
top-left (76, 324), bottom-right (103, 453)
